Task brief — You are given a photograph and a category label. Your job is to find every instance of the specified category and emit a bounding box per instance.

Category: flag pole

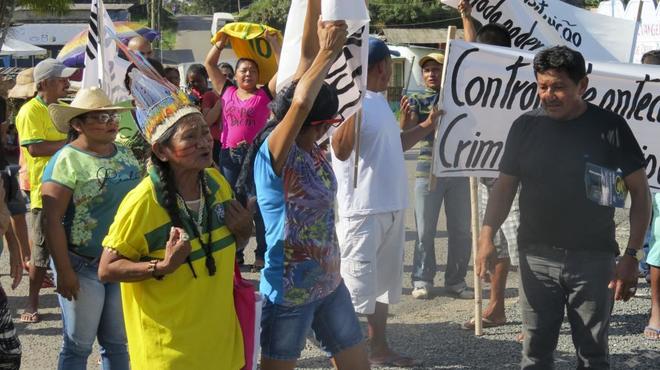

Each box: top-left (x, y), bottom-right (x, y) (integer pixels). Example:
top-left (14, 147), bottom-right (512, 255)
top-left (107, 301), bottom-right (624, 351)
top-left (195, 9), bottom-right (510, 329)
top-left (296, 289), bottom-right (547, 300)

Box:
top-left (97, 0), bottom-right (106, 91)
top-left (428, 25), bottom-right (455, 192)
top-left (353, 109), bottom-right (362, 189)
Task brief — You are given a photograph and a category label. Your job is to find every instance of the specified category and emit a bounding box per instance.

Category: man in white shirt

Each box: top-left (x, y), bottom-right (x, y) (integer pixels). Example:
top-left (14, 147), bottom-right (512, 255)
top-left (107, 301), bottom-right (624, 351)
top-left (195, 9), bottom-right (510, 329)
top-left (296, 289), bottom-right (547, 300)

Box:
top-left (330, 37), bottom-right (441, 367)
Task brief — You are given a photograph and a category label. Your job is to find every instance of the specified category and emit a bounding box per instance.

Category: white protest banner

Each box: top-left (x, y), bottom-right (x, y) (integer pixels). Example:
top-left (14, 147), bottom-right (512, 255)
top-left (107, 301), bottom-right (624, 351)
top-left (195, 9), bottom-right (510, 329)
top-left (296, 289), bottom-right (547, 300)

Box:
top-left (433, 40), bottom-right (660, 190)
top-left (597, 0), bottom-right (660, 63)
top-left (442, 0), bottom-right (637, 62)
top-left (277, 0), bottom-right (369, 121)
top-left (82, 0), bottom-right (130, 102)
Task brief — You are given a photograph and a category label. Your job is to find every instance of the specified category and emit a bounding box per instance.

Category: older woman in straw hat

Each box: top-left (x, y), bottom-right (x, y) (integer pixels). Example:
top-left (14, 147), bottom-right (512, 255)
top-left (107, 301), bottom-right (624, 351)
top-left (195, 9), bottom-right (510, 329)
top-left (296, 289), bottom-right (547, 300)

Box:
top-left (42, 86), bottom-right (141, 370)
top-left (98, 68), bottom-right (253, 370)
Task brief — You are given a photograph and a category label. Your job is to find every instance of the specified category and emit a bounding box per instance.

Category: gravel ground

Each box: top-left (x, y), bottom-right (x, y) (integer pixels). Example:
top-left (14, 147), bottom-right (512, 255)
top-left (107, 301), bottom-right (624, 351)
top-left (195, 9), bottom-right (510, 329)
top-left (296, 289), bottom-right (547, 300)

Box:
top-left (3, 150), bottom-right (658, 369)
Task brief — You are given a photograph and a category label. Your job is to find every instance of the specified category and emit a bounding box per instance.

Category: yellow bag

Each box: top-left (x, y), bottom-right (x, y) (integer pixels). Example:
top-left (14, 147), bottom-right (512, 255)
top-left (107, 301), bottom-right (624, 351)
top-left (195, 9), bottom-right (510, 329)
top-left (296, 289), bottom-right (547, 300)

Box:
top-left (211, 22), bottom-right (282, 85)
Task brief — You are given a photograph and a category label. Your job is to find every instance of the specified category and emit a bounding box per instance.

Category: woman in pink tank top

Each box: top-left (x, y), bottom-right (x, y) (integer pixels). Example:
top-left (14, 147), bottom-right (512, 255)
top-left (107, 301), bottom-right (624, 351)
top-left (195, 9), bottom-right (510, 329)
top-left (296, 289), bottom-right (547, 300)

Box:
top-left (204, 32), bottom-right (281, 269)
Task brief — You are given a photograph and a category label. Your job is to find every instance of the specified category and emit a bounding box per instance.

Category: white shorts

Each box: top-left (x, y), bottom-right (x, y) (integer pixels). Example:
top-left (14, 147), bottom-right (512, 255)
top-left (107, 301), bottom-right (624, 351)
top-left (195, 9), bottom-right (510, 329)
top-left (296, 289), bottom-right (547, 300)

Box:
top-left (337, 210), bottom-right (405, 315)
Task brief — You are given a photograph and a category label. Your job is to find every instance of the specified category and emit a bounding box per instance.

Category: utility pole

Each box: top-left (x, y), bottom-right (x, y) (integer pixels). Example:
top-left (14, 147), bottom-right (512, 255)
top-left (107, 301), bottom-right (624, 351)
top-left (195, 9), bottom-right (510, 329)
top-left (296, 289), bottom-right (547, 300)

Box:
top-left (151, 0), bottom-right (157, 30)
top-left (237, 0), bottom-right (241, 12)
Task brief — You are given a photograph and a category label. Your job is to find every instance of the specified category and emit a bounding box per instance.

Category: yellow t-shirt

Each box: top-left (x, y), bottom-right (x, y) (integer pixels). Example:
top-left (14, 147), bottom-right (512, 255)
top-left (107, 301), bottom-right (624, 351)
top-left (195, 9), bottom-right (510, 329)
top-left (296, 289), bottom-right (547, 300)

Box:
top-left (211, 22), bottom-right (282, 85)
top-left (102, 167), bottom-right (244, 370)
top-left (15, 96), bottom-right (67, 208)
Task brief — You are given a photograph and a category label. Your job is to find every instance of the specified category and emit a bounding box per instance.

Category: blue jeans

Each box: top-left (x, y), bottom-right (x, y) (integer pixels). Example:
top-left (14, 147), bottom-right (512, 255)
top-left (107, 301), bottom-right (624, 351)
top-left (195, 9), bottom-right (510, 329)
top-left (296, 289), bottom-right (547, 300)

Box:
top-left (221, 146), bottom-right (267, 261)
top-left (260, 282), bottom-right (363, 360)
top-left (52, 252), bottom-right (129, 370)
top-left (411, 177), bottom-right (471, 288)
top-left (519, 245), bottom-right (615, 369)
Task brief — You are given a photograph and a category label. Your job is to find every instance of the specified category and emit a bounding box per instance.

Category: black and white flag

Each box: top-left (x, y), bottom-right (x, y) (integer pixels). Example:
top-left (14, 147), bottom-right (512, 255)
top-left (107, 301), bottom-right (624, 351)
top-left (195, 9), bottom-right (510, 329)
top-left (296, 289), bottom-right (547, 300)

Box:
top-left (277, 0), bottom-right (369, 123)
top-left (82, 0), bottom-right (130, 102)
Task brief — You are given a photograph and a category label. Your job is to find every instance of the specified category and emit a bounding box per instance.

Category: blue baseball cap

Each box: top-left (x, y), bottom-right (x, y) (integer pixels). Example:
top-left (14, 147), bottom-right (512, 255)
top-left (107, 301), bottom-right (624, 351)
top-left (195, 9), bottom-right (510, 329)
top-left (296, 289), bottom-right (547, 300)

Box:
top-left (368, 37), bottom-right (400, 67)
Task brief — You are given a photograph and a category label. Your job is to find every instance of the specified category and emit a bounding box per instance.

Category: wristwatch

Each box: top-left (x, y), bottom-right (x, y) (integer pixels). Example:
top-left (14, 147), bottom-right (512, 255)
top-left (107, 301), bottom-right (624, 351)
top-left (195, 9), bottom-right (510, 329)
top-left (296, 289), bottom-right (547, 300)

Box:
top-left (623, 247), bottom-right (645, 261)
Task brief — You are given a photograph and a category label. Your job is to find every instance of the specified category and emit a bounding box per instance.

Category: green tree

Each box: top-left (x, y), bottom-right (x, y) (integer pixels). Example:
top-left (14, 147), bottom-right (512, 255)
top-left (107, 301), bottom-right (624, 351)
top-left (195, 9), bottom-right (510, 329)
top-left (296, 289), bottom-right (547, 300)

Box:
top-left (1, 0), bottom-right (72, 54)
top-left (237, 0), bottom-right (291, 30)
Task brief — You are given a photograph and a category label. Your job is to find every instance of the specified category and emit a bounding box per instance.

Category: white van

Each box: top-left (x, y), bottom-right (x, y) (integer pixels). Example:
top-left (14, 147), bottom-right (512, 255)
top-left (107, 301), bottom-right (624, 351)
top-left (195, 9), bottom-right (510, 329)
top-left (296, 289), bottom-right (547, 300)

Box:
top-left (211, 12), bottom-right (234, 36)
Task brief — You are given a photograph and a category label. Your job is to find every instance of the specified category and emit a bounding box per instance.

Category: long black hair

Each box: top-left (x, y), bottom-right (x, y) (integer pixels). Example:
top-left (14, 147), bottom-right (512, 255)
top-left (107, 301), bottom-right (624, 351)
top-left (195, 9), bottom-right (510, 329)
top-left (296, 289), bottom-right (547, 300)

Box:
top-left (233, 80), bottom-right (339, 202)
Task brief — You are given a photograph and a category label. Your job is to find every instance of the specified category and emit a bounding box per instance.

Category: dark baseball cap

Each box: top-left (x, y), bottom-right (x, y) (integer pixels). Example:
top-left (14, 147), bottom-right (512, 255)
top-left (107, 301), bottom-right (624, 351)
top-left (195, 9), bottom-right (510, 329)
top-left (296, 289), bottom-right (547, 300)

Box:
top-left (368, 37), bottom-right (400, 67)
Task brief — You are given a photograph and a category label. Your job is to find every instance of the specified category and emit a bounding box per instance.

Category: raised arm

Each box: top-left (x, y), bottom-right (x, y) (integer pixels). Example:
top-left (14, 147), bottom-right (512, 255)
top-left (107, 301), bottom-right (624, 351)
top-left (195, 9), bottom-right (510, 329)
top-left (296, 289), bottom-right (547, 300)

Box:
top-left (291, 0), bottom-right (322, 81)
top-left (205, 34), bottom-right (230, 94)
top-left (264, 30), bottom-right (283, 96)
top-left (459, 0), bottom-right (477, 42)
top-left (268, 20), bottom-right (348, 176)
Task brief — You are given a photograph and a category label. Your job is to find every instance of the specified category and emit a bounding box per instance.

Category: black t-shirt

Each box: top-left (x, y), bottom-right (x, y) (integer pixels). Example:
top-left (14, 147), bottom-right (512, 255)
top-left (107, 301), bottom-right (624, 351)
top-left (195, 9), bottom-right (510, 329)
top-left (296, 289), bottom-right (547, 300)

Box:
top-left (499, 103), bottom-right (645, 253)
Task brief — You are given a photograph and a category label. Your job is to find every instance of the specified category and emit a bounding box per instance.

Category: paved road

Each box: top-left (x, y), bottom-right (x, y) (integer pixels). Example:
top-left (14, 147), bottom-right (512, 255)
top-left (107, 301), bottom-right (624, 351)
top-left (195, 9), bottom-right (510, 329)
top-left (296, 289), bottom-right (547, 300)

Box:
top-left (7, 148), bottom-right (658, 369)
top-left (171, 15), bottom-right (214, 64)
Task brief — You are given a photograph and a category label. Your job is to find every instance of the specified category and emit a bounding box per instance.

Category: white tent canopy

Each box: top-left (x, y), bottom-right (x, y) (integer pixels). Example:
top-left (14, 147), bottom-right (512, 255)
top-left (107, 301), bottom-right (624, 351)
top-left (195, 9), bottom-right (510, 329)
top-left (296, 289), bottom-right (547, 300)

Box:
top-left (0, 37), bottom-right (47, 57)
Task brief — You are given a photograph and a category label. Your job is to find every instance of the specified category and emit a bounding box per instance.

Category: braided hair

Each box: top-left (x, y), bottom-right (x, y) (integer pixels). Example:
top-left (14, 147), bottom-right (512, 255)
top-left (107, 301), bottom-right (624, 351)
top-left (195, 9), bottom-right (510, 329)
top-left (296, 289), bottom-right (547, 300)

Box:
top-left (149, 123), bottom-right (209, 278)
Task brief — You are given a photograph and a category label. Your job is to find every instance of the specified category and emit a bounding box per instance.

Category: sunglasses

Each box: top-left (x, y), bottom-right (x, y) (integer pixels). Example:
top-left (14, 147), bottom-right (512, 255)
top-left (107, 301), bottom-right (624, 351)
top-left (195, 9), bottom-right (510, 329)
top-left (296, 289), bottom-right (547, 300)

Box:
top-left (309, 114), bottom-right (344, 128)
top-left (84, 112), bottom-right (120, 124)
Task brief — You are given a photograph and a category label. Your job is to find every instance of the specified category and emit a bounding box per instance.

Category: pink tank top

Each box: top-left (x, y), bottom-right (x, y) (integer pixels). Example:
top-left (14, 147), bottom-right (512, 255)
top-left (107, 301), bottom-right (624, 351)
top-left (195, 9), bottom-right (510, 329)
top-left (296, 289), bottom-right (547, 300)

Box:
top-left (221, 85), bottom-right (272, 148)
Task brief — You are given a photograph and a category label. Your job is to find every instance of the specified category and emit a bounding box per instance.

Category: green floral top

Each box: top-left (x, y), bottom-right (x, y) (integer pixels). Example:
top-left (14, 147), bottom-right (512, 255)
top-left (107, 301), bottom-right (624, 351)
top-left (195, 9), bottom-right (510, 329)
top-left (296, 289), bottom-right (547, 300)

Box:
top-left (42, 144), bottom-right (142, 258)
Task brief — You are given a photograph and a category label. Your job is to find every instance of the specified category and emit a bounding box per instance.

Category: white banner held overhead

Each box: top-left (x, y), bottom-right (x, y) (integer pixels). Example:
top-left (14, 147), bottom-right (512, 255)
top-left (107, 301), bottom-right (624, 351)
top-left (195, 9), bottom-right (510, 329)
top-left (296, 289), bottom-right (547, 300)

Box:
top-left (432, 40), bottom-right (660, 190)
top-left (277, 0), bottom-right (369, 121)
top-left (81, 0), bottom-right (129, 103)
top-left (442, 0), bottom-right (637, 62)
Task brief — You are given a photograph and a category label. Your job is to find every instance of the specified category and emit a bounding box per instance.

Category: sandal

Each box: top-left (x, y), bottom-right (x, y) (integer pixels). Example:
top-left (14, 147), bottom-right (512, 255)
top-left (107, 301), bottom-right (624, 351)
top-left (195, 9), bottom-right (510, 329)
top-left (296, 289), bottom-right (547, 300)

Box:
top-left (369, 352), bottom-right (420, 368)
top-left (20, 311), bottom-right (40, 323)
top-left (461, 317), bottom-right (506, 330)
top-left (644, 326), bottom-right (660, 340)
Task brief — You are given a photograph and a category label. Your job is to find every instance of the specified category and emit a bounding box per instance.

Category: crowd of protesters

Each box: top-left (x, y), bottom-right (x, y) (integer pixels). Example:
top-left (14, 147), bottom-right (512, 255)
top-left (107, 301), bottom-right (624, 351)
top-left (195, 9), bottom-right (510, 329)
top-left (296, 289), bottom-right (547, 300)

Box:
top-left (0, 0), bottom-right (657, 369)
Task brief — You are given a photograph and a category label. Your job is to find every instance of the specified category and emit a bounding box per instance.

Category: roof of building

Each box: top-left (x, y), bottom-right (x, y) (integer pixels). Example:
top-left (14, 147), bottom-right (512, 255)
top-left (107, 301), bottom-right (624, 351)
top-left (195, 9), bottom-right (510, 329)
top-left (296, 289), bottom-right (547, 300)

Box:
top-left (381, 28), bottom-right (465, 45)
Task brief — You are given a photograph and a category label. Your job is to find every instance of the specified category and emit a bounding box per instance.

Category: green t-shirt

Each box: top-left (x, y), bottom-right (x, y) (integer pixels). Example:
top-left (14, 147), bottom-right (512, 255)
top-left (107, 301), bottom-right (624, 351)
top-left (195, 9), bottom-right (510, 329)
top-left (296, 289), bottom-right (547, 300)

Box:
top-left (42, 144), bottom-right (142, 257)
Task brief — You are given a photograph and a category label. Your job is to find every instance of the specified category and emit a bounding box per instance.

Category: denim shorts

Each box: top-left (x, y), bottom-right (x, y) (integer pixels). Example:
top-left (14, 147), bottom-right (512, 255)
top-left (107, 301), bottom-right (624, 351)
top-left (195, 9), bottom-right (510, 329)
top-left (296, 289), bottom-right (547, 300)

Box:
top-left (260, 281), bottom-right (363, 360)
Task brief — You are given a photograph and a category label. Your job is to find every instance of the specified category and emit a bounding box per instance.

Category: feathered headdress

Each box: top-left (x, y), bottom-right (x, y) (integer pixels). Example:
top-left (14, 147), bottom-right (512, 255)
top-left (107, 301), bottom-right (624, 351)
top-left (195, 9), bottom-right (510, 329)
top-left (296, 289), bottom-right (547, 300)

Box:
top-left (129, 70), bottom-right (200, 143)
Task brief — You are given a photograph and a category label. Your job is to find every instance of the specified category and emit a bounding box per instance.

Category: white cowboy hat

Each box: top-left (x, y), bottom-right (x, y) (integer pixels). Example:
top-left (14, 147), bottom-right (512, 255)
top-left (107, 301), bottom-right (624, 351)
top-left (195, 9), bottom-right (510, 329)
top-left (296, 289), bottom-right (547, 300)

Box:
top-left (48, 87), bottom-right (131, 133)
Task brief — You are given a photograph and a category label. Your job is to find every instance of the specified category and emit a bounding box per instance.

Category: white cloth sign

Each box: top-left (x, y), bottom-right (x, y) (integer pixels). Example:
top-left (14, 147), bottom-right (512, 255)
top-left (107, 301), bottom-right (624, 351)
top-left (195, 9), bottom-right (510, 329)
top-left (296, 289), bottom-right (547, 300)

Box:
top-left (81, 0), bottom-right (130, 103)
top-left (596, 0), bottom-right (660, 63)
top-left (442, 0), bottom-right (637, 62)
top-left (276, 0), bottom-right (369, 121)
top-left (433, 40), bottom-right (660, 191)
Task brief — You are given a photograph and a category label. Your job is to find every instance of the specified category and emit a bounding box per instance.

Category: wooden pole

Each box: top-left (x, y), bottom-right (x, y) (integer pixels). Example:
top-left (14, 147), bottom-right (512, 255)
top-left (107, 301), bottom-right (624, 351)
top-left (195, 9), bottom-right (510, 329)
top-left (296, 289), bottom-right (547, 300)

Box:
top-left (428, 25), bottom-right (456, 192)
top-left (353, 110), bottom-right (362, 189)
top-left (470, 177), bottom-right (483, 336)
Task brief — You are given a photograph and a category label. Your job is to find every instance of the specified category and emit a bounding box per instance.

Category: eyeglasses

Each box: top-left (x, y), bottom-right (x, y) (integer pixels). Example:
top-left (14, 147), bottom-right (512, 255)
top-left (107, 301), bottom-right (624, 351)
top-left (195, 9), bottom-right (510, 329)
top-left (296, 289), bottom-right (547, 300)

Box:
top-left (85, 113), bottom-right (120, 124)
top-left (309, 114), bottom-right (344, 128)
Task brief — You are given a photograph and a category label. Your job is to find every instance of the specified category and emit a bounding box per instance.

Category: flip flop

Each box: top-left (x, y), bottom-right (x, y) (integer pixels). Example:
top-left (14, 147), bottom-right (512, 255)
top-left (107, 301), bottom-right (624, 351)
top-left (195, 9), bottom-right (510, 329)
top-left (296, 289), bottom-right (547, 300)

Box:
top-left (369, 352), bottom-right (420, 368)
top-left (461, 317), bottom-right (506, 330)
top-left (20, 311), bottom-right (40, 323)
top-left (644, 326), bottom-right (660, 340)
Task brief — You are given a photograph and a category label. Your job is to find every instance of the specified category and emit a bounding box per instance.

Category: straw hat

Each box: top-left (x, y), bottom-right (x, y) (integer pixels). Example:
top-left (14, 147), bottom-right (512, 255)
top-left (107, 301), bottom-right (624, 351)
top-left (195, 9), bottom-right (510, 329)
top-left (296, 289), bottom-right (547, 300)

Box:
top-left (48, 87), bottom-right (131, 133)
top-left (7, 68), bottom-right (37, 99)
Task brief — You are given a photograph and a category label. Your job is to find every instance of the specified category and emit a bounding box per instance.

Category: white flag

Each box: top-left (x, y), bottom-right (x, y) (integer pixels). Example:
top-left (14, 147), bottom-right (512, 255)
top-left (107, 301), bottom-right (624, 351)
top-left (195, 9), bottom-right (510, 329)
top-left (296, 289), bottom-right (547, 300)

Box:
top-left (277, 0), bottom-right (369, 121)
top-left (596, 0), bottom-right (660, 63)
top-left (82, 0), bottom-right (130, 102)
top-left (442, 0), bottom-right (637, 62)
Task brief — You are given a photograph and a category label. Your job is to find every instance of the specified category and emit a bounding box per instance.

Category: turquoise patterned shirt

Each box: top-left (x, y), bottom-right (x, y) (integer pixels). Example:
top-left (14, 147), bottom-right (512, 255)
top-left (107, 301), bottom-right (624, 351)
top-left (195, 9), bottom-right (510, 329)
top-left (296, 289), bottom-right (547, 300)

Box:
top-left (43, 144), bottom-right (142, 258)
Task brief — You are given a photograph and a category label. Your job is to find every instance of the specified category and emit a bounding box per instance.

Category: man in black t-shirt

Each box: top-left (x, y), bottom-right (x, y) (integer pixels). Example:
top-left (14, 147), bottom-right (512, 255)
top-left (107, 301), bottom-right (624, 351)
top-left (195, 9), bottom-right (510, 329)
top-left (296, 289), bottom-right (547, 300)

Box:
top-left (477, 46), bottom-right (651, 369)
